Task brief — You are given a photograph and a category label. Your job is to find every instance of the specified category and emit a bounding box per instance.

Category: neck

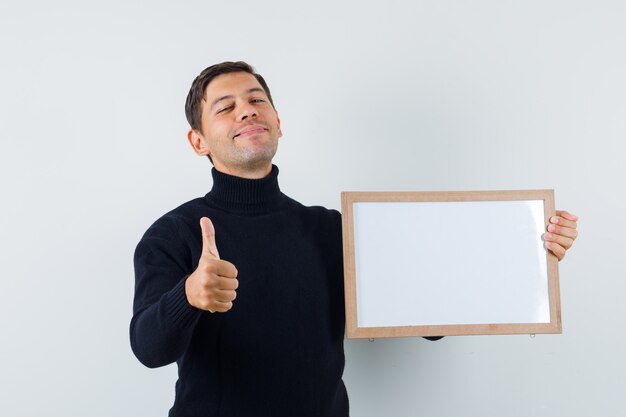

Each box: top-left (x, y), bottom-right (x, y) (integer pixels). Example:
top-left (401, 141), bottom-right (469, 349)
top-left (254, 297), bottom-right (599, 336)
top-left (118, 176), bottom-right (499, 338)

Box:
top-left (213, 161), bottom-right (272, 180)
top-left (206, 164), bottom-right (285, 214)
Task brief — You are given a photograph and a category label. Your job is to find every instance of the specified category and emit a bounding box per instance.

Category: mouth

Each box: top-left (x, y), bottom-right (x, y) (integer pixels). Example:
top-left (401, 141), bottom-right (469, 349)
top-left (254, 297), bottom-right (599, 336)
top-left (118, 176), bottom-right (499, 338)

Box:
top-left (233, 125), bottom-right (268, 139)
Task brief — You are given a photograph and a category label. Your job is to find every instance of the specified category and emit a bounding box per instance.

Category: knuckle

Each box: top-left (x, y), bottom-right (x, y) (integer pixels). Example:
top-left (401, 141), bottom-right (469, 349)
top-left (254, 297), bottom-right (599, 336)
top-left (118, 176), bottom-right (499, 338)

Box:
top-left (201, 288), bottom-right (212, 299)
top-left (201, 272), bottom-right (218, 286)
top-left (199, 278), bottom-right (211, 290)
top-left (205, 262), bottom-right (218, 274)
top-left (223, 260), bottom-right (237, 275)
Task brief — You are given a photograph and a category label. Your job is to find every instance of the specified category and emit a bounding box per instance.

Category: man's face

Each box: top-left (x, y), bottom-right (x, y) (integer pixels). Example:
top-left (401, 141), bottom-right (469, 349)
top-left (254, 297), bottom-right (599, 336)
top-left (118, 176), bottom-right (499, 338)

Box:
top-left (188, 71), bottom-right (282, 178)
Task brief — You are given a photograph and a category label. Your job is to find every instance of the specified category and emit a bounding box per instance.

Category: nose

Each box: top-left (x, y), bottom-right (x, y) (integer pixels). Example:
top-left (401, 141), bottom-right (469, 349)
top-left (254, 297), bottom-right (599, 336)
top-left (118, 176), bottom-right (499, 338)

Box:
top-left (237, 101), bottom-right (257, 121)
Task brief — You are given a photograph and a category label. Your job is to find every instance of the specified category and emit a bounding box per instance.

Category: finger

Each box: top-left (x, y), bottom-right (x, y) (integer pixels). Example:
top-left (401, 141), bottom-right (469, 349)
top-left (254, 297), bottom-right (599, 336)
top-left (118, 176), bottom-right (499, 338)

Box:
top-left (210, 300), bottom-right (234, 313)
top-left (216, 275), bottom-right (239, 290)
top-left (545, 241), bottom-right (566, 261)
top-left (200, 217), bottom-right (220, 260)
top-left (556, 210), bottom-right (579, 222)
top-left (546, 223), bottom-right (578, 239)
top-left (215, 260), bottom-right (238, 279)
top-left (214, 289), bottom-right (237, 303)
top-left (544, 232), bottom-right (574, 250)
top-left (549, 216), bottom-right (578, 230)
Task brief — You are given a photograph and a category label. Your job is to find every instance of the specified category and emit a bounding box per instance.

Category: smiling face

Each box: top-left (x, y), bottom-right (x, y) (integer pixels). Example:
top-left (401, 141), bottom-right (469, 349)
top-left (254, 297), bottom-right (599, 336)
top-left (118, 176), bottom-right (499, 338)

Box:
top-left (187, 71), bottom-right (282, 178)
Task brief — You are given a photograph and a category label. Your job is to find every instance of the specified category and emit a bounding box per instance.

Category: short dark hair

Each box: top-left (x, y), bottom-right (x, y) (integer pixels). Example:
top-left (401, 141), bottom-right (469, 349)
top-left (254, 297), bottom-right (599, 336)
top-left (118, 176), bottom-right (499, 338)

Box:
top-left (185, 61), bottom-right (275, 132)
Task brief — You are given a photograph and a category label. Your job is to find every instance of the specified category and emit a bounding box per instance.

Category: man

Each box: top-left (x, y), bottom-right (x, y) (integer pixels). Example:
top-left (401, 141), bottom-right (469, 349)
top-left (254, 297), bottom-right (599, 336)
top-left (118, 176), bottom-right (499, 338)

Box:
top-left (130, 61), bottom-right (578, 417)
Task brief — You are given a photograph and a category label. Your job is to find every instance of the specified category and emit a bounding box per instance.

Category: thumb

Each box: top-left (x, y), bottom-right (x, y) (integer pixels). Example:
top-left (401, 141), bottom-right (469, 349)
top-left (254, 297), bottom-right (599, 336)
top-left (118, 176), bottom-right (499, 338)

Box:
top-left (200, 217), bottom-right (220, 260)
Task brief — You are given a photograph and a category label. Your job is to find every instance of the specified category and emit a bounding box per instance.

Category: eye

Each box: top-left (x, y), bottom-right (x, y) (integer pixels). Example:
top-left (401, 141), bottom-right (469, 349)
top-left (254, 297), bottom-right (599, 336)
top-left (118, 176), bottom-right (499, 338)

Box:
top-left (217, 105), bottom-right (234, 114)
top-left (251, 98), bottom-right (265, 104)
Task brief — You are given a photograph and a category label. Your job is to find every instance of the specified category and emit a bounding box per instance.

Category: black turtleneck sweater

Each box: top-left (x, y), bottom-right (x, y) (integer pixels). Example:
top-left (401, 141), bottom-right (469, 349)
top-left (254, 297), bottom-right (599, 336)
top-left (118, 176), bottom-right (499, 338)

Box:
top-left (130, 166), bottom-right (348, 417)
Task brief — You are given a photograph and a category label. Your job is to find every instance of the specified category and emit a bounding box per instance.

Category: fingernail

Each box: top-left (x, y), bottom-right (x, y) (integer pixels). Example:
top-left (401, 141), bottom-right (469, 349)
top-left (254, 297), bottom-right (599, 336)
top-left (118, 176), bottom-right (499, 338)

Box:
top-left (545, 233), bottom-right (553, 240)
top-left (548, 224), bottom-right (556, 232)
top-left (550, 216), bottom-right (559, 224)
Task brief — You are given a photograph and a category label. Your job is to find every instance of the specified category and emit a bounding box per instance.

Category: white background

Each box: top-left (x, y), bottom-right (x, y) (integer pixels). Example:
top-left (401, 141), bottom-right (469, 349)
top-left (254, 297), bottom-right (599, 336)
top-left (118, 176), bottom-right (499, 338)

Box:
top-left (1, 1), bottom-right (623, 416)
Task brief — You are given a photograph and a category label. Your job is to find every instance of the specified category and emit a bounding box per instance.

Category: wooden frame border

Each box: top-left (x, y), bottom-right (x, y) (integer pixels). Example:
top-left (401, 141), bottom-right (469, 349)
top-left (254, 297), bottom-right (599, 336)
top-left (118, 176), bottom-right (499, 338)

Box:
top-left (341, 190), bottom-right (561, 338)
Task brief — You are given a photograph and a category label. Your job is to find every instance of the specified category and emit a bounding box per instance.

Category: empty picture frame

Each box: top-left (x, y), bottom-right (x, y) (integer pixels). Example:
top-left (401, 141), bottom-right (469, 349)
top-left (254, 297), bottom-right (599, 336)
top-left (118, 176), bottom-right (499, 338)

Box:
top-left (341, 190), bottom-right (561, 338)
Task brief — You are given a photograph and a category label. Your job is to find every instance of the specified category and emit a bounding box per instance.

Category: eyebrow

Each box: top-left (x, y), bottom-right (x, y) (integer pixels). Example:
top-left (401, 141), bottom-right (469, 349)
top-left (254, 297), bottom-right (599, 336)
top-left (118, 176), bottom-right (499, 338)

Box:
top-left (207, 87), bottom-right (266, 109)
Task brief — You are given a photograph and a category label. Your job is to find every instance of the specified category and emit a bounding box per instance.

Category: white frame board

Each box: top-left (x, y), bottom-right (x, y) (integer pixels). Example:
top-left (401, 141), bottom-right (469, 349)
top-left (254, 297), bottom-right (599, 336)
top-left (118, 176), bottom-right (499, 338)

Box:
top-left (341, 190), bottom-right (561, 338)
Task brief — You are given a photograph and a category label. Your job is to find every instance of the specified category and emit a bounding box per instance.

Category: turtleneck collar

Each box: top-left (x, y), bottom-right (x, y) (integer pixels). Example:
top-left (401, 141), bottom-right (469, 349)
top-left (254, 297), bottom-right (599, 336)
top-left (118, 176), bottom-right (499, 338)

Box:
top-left (205, 164), bottom-right (286, 214)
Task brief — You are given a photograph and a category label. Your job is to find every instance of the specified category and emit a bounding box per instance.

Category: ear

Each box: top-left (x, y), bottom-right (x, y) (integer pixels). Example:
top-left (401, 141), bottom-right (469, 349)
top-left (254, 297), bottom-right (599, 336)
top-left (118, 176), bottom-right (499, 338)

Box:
top-left (187, 129), bottom-right (211, 157)
top-left (276, 113), bottom-right (283, 138)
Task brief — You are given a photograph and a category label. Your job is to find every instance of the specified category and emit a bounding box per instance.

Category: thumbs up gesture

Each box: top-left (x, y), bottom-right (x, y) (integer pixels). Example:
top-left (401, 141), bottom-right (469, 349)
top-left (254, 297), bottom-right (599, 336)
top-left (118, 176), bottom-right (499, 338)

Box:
top-left (185, 217), bottom-right (239, 313)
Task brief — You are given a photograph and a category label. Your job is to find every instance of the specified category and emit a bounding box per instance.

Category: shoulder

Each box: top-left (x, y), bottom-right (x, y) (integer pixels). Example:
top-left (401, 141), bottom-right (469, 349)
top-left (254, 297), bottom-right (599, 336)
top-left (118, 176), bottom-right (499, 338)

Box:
top-left (281, 196), bottom-right (342, 238)
top-left (142, 198), bottom-right (205, 238)
top-left (135, 197), bottom-right (209, 260)
top-left (280, 197), bottom-right (343, 262)
top-left (284, 196), bottom-right (340, 221)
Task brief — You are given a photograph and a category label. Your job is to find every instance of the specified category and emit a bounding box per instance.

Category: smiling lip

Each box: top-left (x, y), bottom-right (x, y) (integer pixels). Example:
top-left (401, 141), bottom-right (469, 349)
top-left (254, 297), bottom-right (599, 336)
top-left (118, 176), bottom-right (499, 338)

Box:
top-left (234, 125), bottom-right (268, 138)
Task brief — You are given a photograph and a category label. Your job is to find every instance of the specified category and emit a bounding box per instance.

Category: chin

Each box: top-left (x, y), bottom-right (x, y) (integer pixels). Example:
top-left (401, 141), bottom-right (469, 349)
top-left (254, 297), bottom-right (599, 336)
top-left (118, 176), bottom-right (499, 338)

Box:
top-left (238, 147), bottom-right (277, 165)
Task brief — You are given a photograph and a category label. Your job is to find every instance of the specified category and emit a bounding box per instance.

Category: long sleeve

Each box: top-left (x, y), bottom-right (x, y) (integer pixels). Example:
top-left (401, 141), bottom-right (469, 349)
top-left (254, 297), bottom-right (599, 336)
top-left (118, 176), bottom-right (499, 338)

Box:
top-left (130, 216), bottom-right (203, 368)
top-left (129, 166), bottom-right (349, 416)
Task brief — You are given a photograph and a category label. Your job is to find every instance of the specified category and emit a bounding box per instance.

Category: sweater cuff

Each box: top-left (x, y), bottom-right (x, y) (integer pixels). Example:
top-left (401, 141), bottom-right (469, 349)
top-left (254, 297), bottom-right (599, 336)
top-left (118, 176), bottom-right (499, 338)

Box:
top-left (165, 276), bottom-right (202, 329)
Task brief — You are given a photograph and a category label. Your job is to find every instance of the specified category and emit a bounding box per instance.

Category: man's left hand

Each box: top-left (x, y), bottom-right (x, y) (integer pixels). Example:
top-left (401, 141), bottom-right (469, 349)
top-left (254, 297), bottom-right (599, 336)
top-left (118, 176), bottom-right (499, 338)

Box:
top-left (544, 210), bottom-right (579, 261)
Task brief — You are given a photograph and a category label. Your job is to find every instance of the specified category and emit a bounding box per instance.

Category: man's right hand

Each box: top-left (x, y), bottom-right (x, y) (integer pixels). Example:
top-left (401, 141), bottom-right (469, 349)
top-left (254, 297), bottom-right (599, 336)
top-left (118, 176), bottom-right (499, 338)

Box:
top-left (185, 217), bottom-right (239, 313)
